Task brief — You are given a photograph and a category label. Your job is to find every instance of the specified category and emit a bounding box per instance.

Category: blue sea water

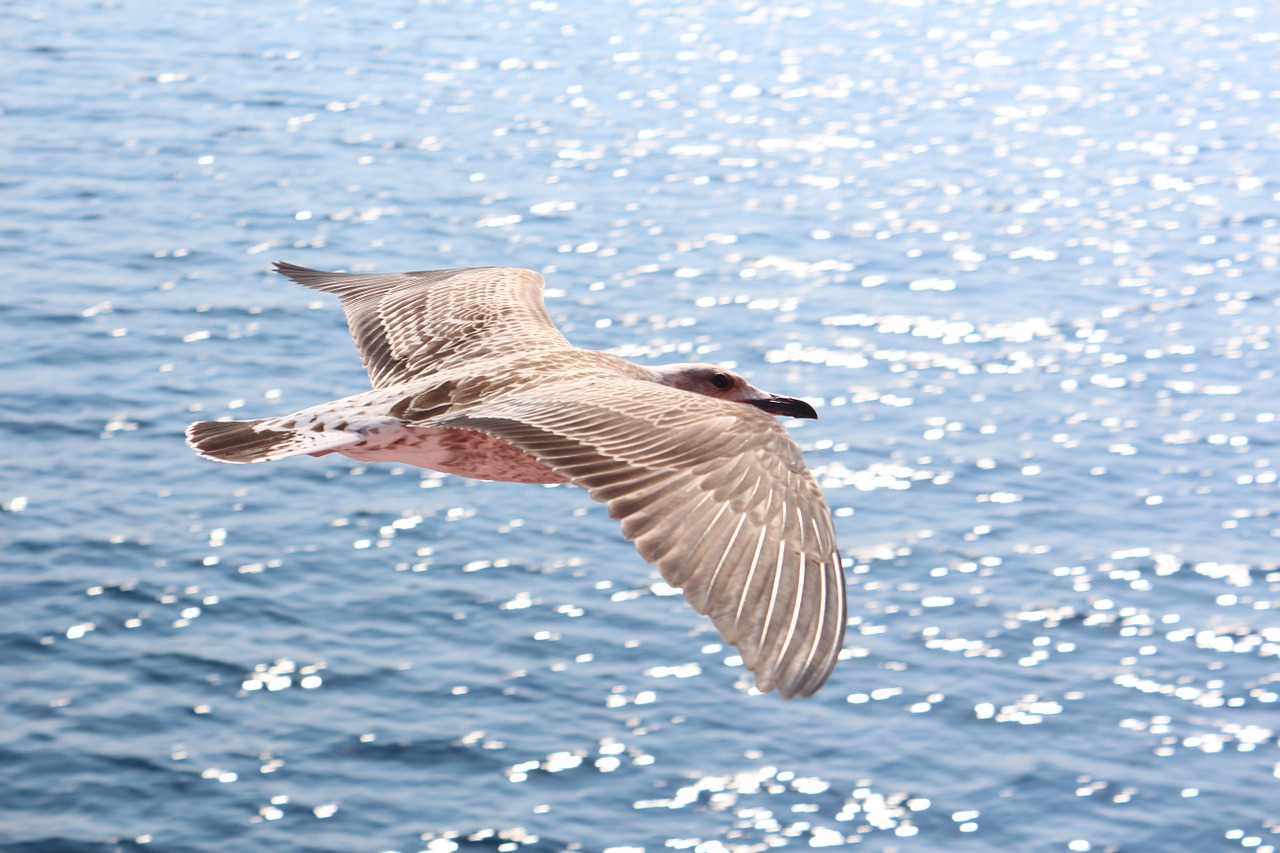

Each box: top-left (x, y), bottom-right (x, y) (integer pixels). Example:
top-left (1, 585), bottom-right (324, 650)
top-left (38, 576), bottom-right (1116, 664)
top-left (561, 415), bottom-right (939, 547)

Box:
top-left (2, 0), bottom-right (1278, 850)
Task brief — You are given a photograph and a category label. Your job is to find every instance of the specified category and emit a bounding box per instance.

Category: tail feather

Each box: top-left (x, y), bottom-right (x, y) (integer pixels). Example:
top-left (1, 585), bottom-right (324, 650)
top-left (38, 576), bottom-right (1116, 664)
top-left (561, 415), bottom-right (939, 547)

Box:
top-left (185, 419), bottom-right (358, 464)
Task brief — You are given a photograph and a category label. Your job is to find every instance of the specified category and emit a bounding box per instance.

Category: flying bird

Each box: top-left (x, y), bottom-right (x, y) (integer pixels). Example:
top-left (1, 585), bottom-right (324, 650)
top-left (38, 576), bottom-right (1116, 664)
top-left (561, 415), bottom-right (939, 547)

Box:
top-left (186, 262), bottom-right (846, 698)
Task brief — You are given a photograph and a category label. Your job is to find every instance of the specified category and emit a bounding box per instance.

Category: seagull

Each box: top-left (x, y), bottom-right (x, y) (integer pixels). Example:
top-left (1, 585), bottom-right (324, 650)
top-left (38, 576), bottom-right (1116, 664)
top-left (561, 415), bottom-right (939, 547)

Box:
top-left (186, 262), bottom-right (846, 698)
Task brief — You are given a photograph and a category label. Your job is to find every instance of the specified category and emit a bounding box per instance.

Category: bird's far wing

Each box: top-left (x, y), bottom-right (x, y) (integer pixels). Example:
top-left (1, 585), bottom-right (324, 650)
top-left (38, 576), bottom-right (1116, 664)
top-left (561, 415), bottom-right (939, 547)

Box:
top-left (274, 262), bottom-right (573, 388)
top-left (439, 380), bottom-right (847, 698)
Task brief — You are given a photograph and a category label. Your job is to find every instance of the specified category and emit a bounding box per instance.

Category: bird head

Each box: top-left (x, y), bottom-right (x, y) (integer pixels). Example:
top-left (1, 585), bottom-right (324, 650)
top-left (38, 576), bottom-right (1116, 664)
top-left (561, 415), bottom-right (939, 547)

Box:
top-left (653, 363), bottom-right (818, 419)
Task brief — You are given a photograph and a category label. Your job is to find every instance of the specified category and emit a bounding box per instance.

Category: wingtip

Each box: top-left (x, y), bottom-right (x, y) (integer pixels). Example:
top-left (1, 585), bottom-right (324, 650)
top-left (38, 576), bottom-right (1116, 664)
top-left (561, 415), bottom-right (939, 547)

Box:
top-left (273, 260), bottom-right (319, 279)
top-left (755, 665), bottom-right (829, 700)
top-left (272, 261), bottom-right (350, 293)
top-left (744, 668), bottom-right (822, 700)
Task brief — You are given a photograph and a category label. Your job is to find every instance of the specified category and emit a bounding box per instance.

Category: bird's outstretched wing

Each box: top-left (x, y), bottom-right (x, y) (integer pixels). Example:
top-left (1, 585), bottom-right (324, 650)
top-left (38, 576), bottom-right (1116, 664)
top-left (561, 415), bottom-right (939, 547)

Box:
top-left (438, 379), bottom-right (847, 698)
top-left (275, 262), bottom-right (573, 388)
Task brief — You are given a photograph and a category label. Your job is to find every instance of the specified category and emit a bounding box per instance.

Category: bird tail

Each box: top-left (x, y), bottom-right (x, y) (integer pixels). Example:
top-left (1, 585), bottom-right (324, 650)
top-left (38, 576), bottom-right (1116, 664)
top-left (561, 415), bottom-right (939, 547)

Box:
top-left (185, 418), bottom-right (359, 464)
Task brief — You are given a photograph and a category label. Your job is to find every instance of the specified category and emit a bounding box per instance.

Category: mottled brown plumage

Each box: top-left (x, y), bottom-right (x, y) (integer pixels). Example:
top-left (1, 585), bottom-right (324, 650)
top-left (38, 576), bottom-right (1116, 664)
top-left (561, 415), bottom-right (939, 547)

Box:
top-left (186, 262), bottom-right (846, 698)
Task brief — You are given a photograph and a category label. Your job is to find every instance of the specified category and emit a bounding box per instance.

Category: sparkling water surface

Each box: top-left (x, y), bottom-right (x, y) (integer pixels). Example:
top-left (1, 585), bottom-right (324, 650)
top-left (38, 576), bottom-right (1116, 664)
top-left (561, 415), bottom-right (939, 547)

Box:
top-left (3, 1), bottom-right (1278, 851)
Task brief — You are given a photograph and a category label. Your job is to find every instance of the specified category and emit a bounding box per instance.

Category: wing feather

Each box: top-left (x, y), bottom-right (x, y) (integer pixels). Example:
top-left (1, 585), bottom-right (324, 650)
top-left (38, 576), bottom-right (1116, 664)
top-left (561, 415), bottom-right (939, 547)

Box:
top-left (438, 380), bottom-right (846, 698)
top-left (274, 262), bottom-right (572, 388)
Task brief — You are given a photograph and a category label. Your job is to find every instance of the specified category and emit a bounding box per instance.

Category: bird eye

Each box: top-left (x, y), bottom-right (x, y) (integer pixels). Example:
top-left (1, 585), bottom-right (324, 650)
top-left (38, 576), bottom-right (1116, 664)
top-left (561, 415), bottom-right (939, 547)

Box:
top-left (711, 372), bottom-right (733, 391)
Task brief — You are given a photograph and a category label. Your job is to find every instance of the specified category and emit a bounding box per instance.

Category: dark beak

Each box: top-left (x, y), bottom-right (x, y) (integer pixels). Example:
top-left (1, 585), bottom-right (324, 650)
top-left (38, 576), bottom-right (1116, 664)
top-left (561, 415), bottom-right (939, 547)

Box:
top-left (747, 395), bottom-right (819, 420)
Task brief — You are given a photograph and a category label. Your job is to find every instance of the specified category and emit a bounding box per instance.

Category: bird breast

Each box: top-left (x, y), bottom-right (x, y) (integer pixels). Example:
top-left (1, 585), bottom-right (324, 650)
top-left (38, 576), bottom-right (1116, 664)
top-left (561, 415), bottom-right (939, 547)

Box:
top-left (339, 426), bottom-right (568, 485)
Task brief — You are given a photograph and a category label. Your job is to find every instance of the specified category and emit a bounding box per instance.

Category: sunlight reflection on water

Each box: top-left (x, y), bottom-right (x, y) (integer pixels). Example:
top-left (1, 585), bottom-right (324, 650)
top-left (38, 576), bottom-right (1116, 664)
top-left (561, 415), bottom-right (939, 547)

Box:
top-left (3, 0), bottom-right (1279, 851)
